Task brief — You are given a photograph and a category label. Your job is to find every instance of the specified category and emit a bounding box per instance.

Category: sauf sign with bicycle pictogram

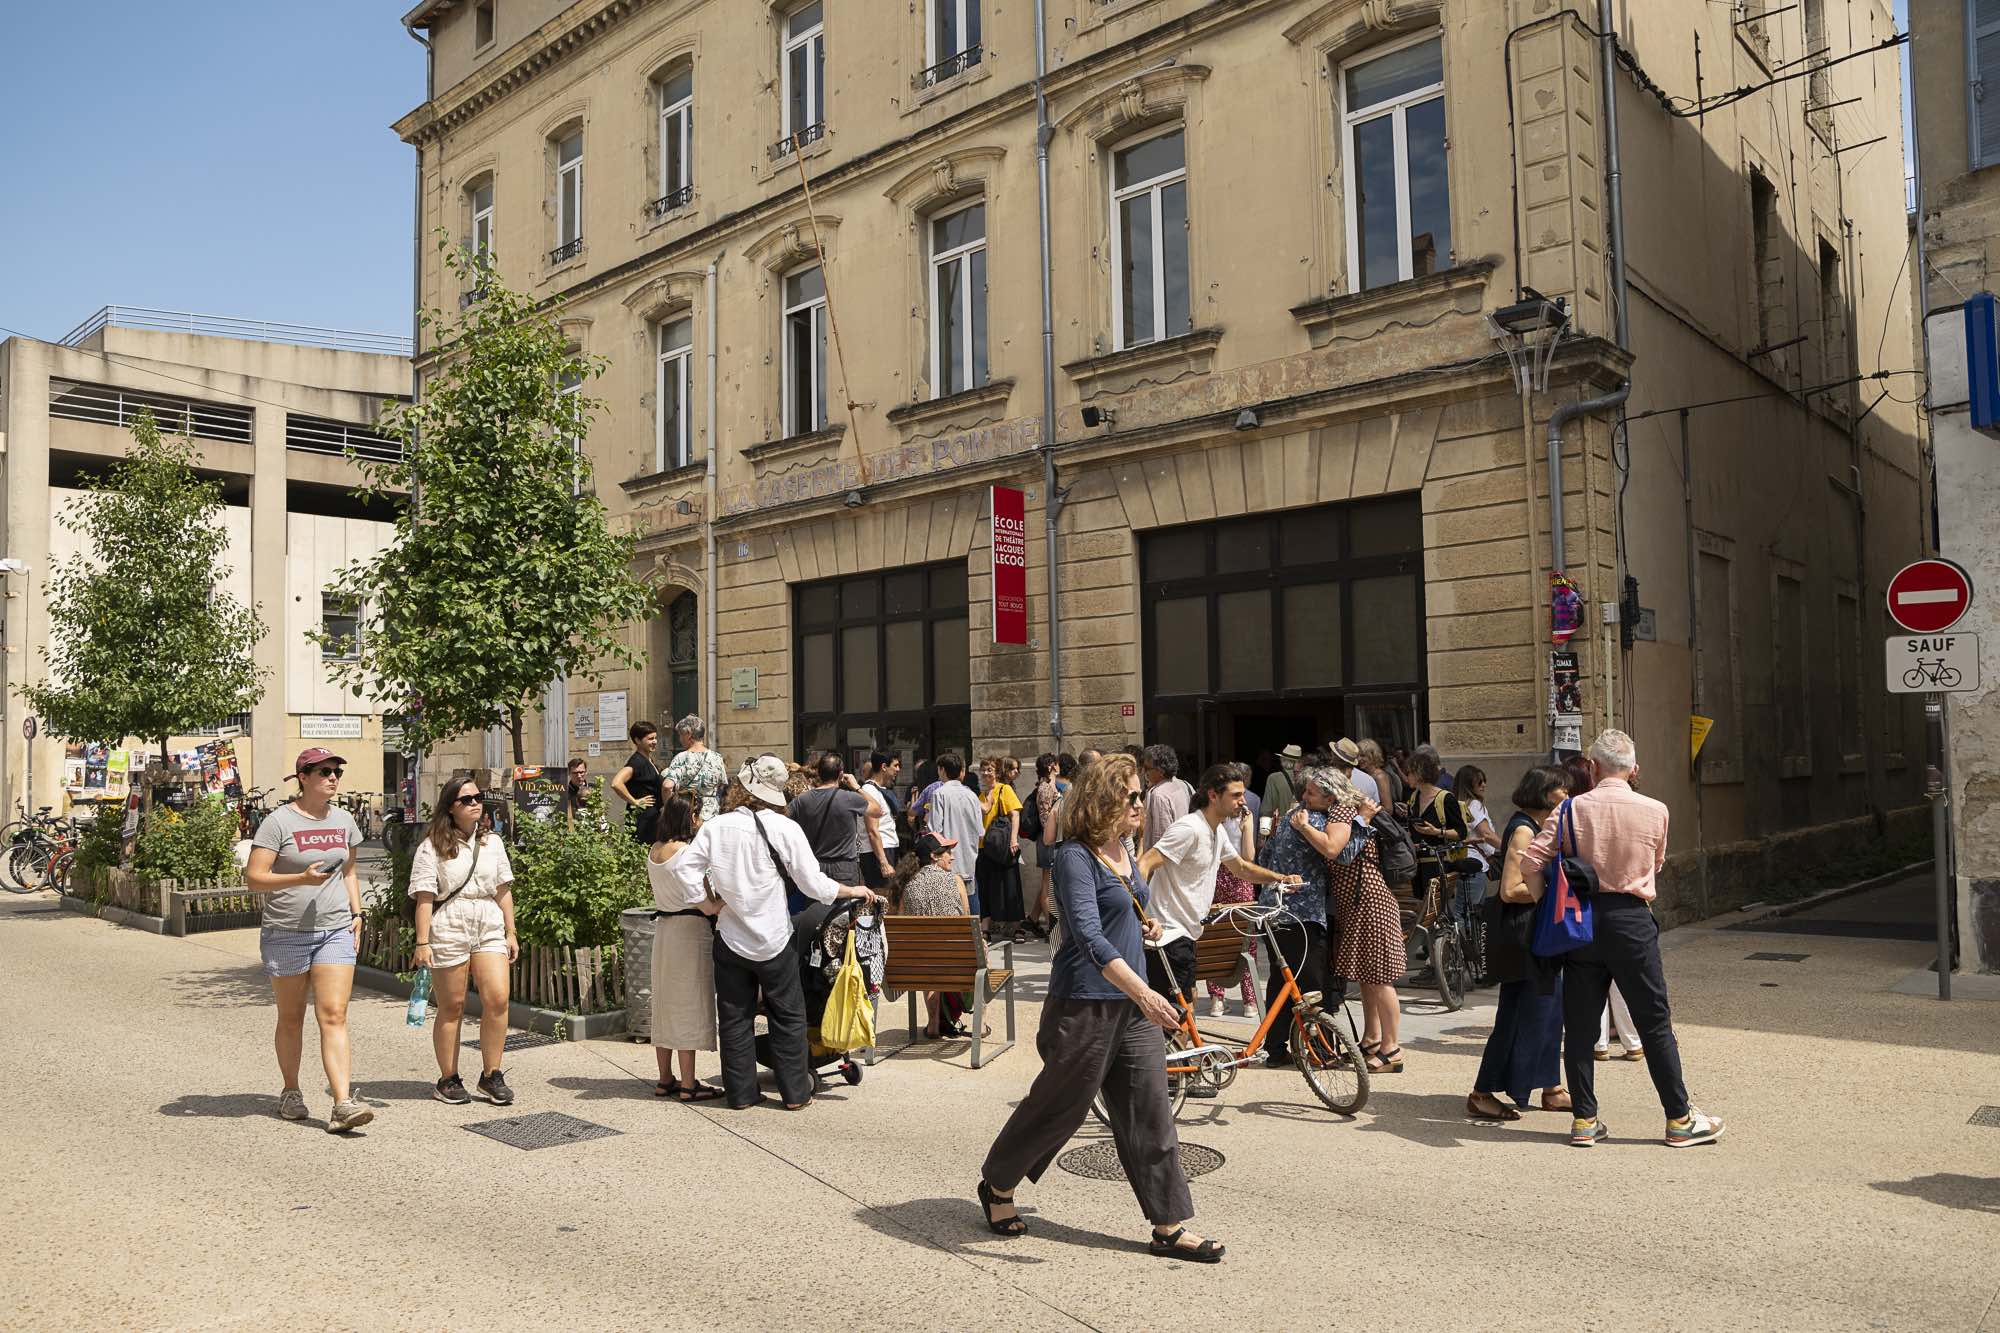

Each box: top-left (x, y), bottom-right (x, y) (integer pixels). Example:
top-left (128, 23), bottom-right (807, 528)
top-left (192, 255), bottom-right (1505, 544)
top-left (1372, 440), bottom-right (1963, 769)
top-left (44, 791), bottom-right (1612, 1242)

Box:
top-left (1885, 558), bottom-right (1979, 695)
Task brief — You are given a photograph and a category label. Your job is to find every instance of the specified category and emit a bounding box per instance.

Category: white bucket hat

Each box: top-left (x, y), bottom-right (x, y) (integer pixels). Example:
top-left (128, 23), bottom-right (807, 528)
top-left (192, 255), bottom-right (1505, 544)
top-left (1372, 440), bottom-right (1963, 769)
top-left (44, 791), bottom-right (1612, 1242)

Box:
top-left (739, 754), bottom-right (790, 807)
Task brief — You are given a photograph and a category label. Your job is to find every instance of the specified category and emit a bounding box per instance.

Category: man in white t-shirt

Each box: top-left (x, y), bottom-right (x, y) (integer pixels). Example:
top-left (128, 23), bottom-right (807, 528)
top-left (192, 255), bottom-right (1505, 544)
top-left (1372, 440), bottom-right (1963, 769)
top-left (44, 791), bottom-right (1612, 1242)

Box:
top-left (1137, 766), bottom-right (1303, 1026)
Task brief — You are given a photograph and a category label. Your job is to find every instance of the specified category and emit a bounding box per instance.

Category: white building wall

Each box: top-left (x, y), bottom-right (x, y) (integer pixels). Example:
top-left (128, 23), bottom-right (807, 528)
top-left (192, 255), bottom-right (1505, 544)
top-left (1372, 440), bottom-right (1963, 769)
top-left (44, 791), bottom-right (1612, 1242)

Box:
top-left (284, 513), bottom-right (394, 716)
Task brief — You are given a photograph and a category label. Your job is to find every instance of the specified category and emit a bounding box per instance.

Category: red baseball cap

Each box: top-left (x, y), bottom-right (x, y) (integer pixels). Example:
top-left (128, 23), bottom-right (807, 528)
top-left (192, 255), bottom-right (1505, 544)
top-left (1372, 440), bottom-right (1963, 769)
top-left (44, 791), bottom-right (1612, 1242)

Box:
top-left (291, 747), bottom-right (348, 780)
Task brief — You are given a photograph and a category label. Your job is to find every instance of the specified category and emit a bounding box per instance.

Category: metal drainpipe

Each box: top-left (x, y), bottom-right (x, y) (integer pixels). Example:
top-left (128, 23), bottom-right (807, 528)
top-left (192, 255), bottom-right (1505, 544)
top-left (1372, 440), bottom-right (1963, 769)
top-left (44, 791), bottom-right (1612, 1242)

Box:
top-left (404, 18), bottom-right (432, 813)
top-left (1034, 0), bottom-right (1064, 748)
top-left (1546, 384), bottom-right (1629, 578)
top-left (704, 256), bottom-right (721, 733)
top-left (1598, 0), bottom-right (1629, 350)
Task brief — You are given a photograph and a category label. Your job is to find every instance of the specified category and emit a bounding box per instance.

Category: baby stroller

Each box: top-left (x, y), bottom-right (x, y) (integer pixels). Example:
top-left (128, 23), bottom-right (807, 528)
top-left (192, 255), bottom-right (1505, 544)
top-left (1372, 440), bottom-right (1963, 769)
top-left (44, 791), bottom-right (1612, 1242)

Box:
top-left (754, 897), bottom-right (886, 1089)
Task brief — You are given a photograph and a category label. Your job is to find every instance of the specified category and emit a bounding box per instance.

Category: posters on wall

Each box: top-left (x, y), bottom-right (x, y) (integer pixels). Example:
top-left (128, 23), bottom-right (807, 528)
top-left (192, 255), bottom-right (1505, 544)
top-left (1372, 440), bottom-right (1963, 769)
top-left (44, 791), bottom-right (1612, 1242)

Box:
top-left (597, 690), bottom-right (628, 744)
top-left (512, 765), bottom-right (568, 833)
top-left (65, 739), bottom-right (240, 801)
top-left (573, 701), bottom-right (596, 740)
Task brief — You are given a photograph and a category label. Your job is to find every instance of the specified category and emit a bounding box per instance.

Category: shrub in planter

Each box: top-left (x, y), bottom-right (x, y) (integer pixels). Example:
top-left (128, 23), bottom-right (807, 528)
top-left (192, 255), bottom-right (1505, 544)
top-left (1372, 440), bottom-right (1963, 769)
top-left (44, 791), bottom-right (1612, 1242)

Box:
top-left (74, 805), bottom-right (126, 873)
top-left (134, 795), bottom-right (238, 883)
top-left (509, 786), bottom-right (649, 949)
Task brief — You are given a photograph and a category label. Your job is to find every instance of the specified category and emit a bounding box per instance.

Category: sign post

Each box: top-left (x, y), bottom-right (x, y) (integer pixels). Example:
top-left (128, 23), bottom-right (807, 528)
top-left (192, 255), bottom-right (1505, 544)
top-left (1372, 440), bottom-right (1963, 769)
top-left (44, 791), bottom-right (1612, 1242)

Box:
top-left (991, 485), bottom-right (1028, 646)
top-left (1884, 558), bottom-right (1976, 1001)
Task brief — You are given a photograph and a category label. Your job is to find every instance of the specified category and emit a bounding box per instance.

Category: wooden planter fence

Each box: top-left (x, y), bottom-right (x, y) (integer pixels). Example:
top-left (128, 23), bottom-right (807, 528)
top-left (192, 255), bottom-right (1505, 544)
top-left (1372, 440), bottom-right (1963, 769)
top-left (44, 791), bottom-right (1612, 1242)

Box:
top-left (70, 868), bottom-right (254, 936)
top-left (359, 918), bottom-right (626, 1017)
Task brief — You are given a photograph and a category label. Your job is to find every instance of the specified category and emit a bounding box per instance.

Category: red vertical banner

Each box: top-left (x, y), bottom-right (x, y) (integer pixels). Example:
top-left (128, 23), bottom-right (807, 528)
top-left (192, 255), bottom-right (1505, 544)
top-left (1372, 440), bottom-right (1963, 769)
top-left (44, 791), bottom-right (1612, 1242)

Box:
top-left (991, 484), bottom-right (1028, 645)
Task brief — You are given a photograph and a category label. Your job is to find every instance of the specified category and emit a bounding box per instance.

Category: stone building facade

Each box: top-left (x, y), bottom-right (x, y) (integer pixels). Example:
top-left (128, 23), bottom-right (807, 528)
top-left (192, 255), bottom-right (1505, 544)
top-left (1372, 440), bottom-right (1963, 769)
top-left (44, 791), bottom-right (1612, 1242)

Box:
top-left (1913, 0), bottom-right (2000, 971)
top-left (398, 0), bottom-right (1921, 918)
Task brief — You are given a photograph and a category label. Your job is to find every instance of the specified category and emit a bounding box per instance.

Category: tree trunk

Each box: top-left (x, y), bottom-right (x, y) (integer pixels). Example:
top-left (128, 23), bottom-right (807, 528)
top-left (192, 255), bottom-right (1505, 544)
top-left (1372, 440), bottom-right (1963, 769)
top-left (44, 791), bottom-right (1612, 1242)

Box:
top-left (508, 704), bottom-right (526, 769)
top-left (157, 737), bottom-right (169, 769)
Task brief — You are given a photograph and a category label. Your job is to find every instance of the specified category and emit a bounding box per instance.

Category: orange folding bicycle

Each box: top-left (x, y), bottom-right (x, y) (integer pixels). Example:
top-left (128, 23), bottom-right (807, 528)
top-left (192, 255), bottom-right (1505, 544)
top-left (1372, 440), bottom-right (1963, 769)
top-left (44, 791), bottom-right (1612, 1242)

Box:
top-left (1092, 902), bottom-right (1370, 1122)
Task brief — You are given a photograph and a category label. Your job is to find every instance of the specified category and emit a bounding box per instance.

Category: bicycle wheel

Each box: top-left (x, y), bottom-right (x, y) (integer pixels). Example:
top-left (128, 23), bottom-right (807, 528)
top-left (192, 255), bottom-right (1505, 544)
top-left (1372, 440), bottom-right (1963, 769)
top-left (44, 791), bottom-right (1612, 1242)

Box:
top-left (1939, 666), bottom-right (1963, 688)
top-left (8, 840), bottom-right (49, 891)
top-left (1087, 1027), bottom-right (1196, 1128)
top-left (1431, 926), bottom-right (1466, 1011)
top-left (1295, 1009), bottom-right (1369, 1114)
top-left (47, 850), bottom-right (74, 897)
top-left (1904, 667), bottom-right (1926, 689)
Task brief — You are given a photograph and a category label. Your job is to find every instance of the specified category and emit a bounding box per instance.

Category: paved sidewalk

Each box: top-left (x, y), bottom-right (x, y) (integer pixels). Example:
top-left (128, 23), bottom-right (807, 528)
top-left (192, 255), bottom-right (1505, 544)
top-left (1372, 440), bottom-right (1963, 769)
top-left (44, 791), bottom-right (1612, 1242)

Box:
top-left (2, 890), bottom-right (1997, 1331)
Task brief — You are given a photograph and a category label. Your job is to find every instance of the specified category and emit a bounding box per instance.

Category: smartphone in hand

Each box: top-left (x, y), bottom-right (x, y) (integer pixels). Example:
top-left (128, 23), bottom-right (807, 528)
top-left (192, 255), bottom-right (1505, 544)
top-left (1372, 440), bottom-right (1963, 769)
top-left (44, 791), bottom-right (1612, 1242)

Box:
top-left (310, 857), bottom-right (345, 878)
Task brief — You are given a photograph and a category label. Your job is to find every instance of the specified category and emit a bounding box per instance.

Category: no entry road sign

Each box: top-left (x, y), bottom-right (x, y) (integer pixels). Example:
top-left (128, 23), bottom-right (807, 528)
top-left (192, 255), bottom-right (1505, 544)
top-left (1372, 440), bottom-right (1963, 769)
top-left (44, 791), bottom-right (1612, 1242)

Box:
top-left (1886, 559), bottom-right (1974, 635)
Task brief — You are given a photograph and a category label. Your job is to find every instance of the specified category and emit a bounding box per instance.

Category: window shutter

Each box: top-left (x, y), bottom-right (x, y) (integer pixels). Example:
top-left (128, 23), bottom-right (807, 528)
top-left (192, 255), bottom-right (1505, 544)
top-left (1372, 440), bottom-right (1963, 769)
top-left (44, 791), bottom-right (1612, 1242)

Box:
top-left (1975, 0), bottom-right (2000, 167)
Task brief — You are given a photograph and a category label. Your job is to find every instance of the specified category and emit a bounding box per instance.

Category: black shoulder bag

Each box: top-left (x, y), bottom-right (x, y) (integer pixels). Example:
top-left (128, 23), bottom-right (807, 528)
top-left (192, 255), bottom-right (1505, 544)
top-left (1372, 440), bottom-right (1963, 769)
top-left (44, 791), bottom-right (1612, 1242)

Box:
top-left (750, 811), bottom-right (803, 901)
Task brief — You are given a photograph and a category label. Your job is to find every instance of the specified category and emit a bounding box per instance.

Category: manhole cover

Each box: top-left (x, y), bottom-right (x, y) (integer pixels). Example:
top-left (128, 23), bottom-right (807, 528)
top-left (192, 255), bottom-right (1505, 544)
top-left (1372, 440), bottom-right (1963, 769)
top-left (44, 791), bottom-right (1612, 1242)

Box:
top-left (464, 1111), bottom-right (621, 1151)
top-left (463, 1031), bottom-right (561, 1054)
top-left (1744, 951), bottom-right (1810, 962)
top-left (1970, 1106), bottom-right (2000, 1129)
top-left (1056, 1142), bottom-right (1224, 1181)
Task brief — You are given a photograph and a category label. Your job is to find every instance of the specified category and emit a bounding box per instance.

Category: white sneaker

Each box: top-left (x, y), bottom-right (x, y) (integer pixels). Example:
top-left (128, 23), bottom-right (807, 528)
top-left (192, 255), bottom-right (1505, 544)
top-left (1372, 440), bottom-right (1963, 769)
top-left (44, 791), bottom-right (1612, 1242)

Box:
top-left (327, 1099), bottom-right (375, 1134)
top-left (1206, 996), bottom-right (1226, 1018)
top-left (277, 1088), bottom-right (308, 1121)
top-left (1242, 1004), bottom-right (1260, 1024)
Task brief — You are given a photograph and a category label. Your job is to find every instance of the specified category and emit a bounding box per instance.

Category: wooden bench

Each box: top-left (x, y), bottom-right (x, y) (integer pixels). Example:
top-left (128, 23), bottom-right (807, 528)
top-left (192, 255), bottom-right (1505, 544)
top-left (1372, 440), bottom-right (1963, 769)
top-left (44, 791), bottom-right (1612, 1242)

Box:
top-left (875, 915), bottom-right (1015, 1068)
top-left (1189, 920), bottom-right (1259, 996)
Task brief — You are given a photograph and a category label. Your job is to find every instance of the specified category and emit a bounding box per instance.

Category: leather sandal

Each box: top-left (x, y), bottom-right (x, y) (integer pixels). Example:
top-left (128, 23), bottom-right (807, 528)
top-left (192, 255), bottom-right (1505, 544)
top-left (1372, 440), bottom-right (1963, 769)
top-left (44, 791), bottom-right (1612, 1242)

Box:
top-left (1466, 1092), bottom-right (1520, 1122)
top-left (1150, 1227), bottom-right (1225, 1263)
top-left (978, 1180), bottom-right (1027, 1236)
top-left (1541, 1087), bottom-right (1574, 1112)
top-left (1369, 1046), bottom-right (1405, 1074)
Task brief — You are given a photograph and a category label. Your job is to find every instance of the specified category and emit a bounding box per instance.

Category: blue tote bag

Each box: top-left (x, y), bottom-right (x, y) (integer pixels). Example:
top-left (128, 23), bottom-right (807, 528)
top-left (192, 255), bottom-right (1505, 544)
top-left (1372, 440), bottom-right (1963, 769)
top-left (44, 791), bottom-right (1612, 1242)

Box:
top-left (1530, 799), bottom-right (1596, 957)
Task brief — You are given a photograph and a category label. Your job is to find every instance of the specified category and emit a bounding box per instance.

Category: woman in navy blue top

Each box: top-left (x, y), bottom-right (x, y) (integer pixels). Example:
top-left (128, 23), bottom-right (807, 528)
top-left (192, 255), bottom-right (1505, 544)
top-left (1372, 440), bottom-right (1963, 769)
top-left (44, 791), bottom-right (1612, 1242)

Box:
top-left (977, 753), bottom-right (1225, 1264)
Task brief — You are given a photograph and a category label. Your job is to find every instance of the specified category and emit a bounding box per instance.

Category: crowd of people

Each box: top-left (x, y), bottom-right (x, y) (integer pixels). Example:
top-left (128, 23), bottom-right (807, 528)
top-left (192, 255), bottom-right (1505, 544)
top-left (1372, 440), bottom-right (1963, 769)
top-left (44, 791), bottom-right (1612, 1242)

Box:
top-left (238, 716), bottom-right (1721, 1260)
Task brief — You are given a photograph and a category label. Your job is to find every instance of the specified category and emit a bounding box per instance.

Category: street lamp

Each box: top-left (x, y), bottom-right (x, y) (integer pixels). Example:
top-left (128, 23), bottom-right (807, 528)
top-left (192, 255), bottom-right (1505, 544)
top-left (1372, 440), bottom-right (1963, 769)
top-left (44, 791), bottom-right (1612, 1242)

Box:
top-left (0, 559), bottom-right (30, 814)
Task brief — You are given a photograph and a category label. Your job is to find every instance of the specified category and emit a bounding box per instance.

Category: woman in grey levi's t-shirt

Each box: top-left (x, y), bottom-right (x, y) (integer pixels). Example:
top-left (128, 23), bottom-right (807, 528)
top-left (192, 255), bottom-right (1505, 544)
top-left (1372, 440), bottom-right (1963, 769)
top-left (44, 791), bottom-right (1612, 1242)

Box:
top-left (244, 749), bottom-right (371, 1134)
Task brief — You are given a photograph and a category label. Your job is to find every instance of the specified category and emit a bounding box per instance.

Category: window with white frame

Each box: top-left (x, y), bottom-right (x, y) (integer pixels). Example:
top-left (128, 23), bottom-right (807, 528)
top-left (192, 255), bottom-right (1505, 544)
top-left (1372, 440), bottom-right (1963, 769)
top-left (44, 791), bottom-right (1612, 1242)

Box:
top-left (1341, 33), bottom-right (1452, 291)
top-left (926, 0), bottom-right (981, 80)
top-left (558, 367), bottom-right (584, 491)
top-left (469, 179), bottom-right (494, 261)
top-left (783, 265), bottom-right (829, 435)
top-left (1976, 1), bottom-right (2000, 169)
top-left (930, 202), bottom-right (988, 397)
top-left (555, 130), bottom-right (584, 255)
top-left (656, 317), bottom-right (694, 472)
top-left (1110, 127), bottom-right (1190, 351)
top-left (657, 67), bottom-right (694, 211)
top-left (783, 3), bottom-right (825, 143)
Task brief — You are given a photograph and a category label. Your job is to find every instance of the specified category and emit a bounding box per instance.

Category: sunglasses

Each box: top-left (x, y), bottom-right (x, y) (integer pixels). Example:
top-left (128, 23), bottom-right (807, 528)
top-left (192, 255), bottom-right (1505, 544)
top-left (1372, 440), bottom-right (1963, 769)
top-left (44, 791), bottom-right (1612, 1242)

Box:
top-left (1125, 791), bottom-right (1145, 808)
top-left (309, 766), bottom-right (344, 780)
top-left (453, 793), bottom-right (484, 808)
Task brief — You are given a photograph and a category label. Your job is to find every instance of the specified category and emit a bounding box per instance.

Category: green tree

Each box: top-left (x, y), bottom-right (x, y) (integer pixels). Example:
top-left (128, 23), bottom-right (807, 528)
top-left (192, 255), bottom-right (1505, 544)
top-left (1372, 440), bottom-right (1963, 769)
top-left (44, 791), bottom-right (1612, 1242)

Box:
top-left (20, 411), bottom-right (267, 763)
top-left (316, 241), bottom-right (655, 763)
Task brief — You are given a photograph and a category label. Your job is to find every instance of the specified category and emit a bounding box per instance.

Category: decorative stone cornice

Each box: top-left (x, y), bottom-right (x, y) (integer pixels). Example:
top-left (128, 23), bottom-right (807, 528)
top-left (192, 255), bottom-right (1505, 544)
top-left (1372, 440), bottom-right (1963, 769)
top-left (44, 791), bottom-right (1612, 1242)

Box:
top-left (395, 0), bottom-right (650, 146)
top-left (745, 214), bottom-right (841, 272)
top-left (1052, 64), bottom-right (1211, 137)
top-left (882, 146), bottom-right (1008, 210)
top-left (1282, 0), bottom-right (1444, 49)
top-left (620, 270), bottom-right (706, 322)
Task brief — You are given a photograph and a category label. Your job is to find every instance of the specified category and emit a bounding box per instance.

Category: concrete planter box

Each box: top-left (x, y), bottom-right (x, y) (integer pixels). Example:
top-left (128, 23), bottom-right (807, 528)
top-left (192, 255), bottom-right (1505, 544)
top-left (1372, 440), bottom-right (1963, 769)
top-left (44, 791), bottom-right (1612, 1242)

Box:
top-left (352, 963), bottom-right (628, 1040)
top-left (355, 917), bottom-right (629, 1039)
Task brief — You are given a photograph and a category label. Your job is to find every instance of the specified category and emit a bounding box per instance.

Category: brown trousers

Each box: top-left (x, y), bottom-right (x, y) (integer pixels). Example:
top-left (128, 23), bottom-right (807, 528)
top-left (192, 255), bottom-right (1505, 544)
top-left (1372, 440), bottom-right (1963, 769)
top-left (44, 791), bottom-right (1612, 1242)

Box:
top-left (981, 995), bottom-right (1193, 1226)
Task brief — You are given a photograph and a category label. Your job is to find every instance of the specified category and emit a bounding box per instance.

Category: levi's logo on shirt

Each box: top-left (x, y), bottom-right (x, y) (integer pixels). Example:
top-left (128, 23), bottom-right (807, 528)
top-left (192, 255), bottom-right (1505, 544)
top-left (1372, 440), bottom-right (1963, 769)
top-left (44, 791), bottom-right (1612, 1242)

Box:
top-left (293, 828), bottom-right (349, 856)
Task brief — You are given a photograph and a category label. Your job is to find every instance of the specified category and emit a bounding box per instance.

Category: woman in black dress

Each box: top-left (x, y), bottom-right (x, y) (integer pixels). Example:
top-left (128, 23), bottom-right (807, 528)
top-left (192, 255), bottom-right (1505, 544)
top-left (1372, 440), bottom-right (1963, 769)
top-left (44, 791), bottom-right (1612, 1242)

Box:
top-left (1467, 766), bottom-right (1573, 1120)
top-left (609, 720), bottom-right (664, 843)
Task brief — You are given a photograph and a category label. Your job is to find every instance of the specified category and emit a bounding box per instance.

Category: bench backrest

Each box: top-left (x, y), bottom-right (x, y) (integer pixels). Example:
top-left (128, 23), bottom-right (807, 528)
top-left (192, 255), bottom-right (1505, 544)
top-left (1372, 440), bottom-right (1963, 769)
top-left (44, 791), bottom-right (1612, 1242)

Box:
top-left (1191, 924), bottom-right (1254, 983)
top-left (882, 915), bottom-right (986, 989)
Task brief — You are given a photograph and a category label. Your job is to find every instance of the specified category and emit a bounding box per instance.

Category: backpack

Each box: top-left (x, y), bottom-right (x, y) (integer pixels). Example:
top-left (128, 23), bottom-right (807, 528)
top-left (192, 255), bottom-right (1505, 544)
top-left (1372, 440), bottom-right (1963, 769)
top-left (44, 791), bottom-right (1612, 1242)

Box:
top-left (1018, 785), bottom-right (1045, 843)
top-left (1370, 806), bottom-right (1419, 889)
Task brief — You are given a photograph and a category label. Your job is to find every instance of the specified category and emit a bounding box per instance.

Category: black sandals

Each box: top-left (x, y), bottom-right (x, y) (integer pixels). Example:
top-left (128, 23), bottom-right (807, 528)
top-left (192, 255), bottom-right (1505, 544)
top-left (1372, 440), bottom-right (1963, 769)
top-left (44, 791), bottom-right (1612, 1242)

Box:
top-left (978, 1180), bottom-right (1027, 1236)
top-left (1150, 1227), bottom-right (1225, 1263)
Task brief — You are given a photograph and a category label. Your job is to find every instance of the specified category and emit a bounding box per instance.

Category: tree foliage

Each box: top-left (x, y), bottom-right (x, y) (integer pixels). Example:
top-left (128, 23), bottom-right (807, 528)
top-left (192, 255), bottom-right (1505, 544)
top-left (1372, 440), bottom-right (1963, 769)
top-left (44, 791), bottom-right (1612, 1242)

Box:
top-left (317, 241), bottom-right (656, 762)
top-left (508, 784), bottom-right (649, 948)
top-left (20, 411), bottom-right (267, 760)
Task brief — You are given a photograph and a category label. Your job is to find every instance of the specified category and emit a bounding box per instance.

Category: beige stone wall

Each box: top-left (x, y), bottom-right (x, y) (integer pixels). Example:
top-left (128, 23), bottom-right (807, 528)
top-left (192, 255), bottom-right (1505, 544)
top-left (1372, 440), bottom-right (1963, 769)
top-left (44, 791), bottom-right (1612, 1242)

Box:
top-left (397, 0), bottom-right (1923, 899)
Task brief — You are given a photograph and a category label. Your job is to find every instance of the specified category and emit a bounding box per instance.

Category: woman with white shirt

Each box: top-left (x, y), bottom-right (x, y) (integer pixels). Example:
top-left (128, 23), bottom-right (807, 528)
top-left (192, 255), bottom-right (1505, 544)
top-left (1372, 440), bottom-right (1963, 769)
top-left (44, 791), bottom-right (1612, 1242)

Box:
top-left (661, 755), bottom-right (881, 1110)
top-left (647, 794), bottom-right (721, 1102)
top-left (411, 776), bottom-right (519, 1107)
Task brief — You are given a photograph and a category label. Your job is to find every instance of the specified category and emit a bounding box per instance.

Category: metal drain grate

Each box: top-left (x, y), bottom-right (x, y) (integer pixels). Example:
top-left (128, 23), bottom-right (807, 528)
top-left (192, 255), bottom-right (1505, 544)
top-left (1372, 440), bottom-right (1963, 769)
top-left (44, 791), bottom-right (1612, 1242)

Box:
top-left (464, 1111), bottom-right (621, 1151)
top-left (462, 1030), bottom-right (562, 1054)
top-left (1969, 1106), bottom-right (2000, 1129)
top-left (1056, 1142), bottom-right (1224, 1181)
top-left (1744, 951), bottom-right (1810, 963)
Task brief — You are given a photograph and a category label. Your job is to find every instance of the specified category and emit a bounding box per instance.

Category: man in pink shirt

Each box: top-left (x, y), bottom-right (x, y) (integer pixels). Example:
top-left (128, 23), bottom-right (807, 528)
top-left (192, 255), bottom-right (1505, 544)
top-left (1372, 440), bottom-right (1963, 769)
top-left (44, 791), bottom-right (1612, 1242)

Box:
top-left (1505, 729), bottom-right (1725, 1149)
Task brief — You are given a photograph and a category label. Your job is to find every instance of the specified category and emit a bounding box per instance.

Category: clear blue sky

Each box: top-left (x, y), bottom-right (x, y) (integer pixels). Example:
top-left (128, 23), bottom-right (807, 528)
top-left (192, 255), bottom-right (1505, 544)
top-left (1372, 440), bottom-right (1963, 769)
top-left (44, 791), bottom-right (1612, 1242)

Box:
top-left (0, 2), bottom-right (424, 343)
top-left (0, 1), bottom-right (1916, 348)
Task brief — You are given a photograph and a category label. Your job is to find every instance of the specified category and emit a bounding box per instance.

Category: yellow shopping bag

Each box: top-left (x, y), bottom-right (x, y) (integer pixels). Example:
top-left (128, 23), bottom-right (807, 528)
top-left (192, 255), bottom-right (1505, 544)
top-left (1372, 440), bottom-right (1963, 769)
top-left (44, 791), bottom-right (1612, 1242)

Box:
top-left (819, 928), bottom-right (875, 1053)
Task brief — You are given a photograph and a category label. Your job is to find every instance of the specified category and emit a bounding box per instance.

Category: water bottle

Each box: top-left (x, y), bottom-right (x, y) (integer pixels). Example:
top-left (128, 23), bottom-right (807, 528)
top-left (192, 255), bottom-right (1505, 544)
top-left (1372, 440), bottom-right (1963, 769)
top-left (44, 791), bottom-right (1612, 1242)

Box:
top-left (406, 965), bottom-right (432, 1027)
